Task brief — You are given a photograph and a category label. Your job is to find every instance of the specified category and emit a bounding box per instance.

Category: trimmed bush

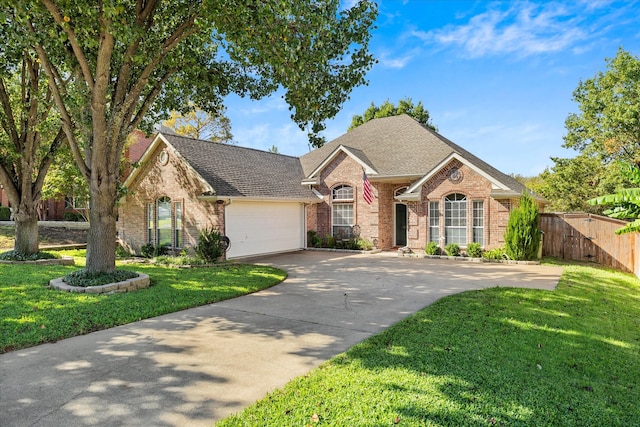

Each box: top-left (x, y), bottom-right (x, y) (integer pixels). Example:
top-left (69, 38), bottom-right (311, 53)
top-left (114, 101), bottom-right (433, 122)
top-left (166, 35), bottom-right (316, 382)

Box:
top-left (466, 242), bottom-right (483, 258)
top-left (504, 192), bottom-right (541, 260)
top-left (356, 238), bottom-right (373, 250)
top-left (140, 243), bottom-right (168, 258)
top-left (195, 227), bottom-right (225, 262)
top-left (445, 243), bottom-right (461, 256)
top-left (425, 241), bottom-right (441, 255)
top-left (0, 206), bottom-right (11, 221)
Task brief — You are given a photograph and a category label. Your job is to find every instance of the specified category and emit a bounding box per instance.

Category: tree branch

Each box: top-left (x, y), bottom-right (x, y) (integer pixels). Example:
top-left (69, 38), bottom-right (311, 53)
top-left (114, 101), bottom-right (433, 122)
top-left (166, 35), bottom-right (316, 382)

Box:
top-left (33, 126), bottom-right (66, 200)
top-left (0, 77), bottom-right (20, 151)
top-left (40, 0), bottom-right (95, 91)
top-left (30, 38), bottom-right (91, 181)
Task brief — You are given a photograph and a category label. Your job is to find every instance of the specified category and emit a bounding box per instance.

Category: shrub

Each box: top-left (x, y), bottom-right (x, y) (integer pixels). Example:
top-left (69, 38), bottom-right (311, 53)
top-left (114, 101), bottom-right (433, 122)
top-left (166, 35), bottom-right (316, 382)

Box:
top-left (324, 234), bottom-right (336, 248)
top-left (0, 206), bottom-right (10, 221)
top-left (63, 212), bottom-right (82, 221)
top-left (482, 246), bottom-right (507, 260)
top-left (116, 244), bottom-right (132, 258)
top-left (0, 250), bottom-right (59, 261)
top-left (140, 243), bottom-right (168, 258)
top-left (425, 241), bottom-right (441, 255)
top-left (445, 243), bottom-right (461, 256)
top-left (356, 238), bottom-right (373, 250)
top-left (307, 230), bottom-right (322, 248)
top-left (63, 269), bottom-right (139, 287)
top-left (504, 192), bottom-right (542, 260)
top-left (466, 242), bottom-right (483, 258)
top-left (195, 227), bottom-right (225, 262)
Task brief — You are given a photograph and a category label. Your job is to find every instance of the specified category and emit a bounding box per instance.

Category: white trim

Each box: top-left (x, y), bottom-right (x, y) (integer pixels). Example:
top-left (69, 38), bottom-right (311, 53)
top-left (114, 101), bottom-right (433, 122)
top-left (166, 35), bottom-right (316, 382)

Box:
top-left (306, 145), bottom-right (377, 179)
top-left (405, 153), bottom-right (511, 196)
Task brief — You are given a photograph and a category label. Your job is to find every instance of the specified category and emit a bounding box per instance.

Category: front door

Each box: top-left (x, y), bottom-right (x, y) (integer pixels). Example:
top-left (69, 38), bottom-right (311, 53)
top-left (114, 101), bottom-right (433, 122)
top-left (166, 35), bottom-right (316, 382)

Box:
top-left (395, 203), bottom-right (407, 246)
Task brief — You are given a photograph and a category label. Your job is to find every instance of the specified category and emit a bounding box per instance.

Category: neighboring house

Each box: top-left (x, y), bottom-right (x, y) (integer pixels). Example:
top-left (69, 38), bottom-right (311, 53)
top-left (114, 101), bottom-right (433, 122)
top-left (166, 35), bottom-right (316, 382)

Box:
top-left (119, 114), bottom-right (542, 259)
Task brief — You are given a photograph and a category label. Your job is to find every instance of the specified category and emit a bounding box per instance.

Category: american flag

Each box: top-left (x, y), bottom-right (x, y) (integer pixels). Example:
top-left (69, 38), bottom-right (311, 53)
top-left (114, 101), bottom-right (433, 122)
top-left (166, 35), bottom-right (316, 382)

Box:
top-left (362, 170), bottom-right (374, 204)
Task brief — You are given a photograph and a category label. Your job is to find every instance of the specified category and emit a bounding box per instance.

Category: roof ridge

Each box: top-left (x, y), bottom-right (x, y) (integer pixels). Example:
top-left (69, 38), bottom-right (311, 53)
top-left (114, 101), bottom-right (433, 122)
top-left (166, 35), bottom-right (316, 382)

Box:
top-left (160, 132), bottom-right (301, 160)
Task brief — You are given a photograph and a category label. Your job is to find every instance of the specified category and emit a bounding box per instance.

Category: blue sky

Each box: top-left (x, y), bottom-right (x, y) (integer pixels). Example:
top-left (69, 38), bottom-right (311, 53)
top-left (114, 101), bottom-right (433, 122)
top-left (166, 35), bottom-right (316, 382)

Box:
top-left (223, 0), bottom-right (640, 176)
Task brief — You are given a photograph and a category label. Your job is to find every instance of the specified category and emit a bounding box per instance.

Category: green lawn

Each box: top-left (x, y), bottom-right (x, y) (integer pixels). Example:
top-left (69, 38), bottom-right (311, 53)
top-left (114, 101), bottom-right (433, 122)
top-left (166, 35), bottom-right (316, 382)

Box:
top-left (0, 250), bottom-right (286, 353)
top-left (216, 261), bottom-right (640, 426)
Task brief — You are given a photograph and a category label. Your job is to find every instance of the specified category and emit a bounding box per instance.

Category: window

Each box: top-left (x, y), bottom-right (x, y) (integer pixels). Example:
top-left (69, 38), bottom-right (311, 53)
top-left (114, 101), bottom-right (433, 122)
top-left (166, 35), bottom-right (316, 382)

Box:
top-left (156, 196), bottom-right (172, 247)
top-left (473, 201), bottom-right (484, 246)
top-left (148, 197), bottom-right (183, 248)
top-left (332, 185), bottom-right (354, 238)
top-left (332, 185), bottom-right (353, 200)
top-left (445, 193), bottom-right (467, 245)
top-left (429, 201), bottom-right (440, 243)
top-left (147, 203), bottom-right (154, 243)
top-left (175, 201), bottom-right (182, 248)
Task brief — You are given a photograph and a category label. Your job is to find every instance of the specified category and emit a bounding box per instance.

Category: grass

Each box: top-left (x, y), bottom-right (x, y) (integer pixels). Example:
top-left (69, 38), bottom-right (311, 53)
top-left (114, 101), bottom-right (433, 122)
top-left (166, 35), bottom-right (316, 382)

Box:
top-left (0, 249), bottom-right (286, 353)
top-left (216, 261), bottom-right (640, 426)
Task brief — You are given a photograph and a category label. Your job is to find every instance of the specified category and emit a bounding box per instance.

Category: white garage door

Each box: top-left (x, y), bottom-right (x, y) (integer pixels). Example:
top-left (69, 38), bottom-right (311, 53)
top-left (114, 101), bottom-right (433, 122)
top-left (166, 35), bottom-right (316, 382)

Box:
top-left (225, 201), bottom-right (305, 259)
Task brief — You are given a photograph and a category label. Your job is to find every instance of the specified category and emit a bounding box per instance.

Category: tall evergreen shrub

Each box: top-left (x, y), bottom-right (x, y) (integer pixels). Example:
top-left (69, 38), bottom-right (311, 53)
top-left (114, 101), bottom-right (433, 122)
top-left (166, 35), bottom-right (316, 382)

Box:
top-left (504, 192), bottom-right (542, 260)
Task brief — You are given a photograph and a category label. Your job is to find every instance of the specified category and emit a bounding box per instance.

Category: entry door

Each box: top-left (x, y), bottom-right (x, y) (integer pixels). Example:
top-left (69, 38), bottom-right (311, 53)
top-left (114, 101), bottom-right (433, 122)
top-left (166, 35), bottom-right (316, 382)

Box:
top-left (395, 203), bottom-right (408, 246)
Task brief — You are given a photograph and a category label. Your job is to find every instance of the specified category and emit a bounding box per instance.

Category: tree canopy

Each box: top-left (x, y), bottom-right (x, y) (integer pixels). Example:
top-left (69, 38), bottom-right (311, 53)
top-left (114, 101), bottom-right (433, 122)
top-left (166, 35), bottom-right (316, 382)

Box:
top-left (348, 98), bottom-right (437, 131)
top-left (0, 33), bottom-right (67, 253)
top-left (7, 0), bottom-right (377, 273)
top-left (163, 104), bottom-right (233, 143)
top-left (564, 48), bottom-right (640, 166)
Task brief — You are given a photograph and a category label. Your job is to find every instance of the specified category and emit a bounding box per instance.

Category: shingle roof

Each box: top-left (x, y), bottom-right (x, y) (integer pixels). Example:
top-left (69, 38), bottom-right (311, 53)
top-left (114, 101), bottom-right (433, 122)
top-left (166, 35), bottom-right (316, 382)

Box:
top-left (162, 134), bottom-right (317, 200)
top-left (300, 114), bottom-right (527, 194)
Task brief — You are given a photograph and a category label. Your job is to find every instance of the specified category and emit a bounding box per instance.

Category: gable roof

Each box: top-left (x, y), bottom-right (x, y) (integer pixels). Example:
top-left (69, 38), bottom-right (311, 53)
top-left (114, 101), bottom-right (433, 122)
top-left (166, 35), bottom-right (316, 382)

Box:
top-left (300, 114), bottom-right (530, 197)
top-left (127, 133), bottom-right (318, 201)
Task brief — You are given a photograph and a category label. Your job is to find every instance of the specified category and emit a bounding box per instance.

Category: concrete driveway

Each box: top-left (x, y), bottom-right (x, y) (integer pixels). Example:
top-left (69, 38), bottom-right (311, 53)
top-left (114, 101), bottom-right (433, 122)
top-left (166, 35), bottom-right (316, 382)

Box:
top-left (0, 251), bottom-right (563, 426)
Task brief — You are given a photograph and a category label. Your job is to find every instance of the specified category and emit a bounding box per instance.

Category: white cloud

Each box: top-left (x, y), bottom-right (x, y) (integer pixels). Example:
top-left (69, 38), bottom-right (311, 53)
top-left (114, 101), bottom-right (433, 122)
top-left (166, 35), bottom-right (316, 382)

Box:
top-left (413, 1), bottom-right (590, 58)
top-left (378, 51), bottom-right (416, 69)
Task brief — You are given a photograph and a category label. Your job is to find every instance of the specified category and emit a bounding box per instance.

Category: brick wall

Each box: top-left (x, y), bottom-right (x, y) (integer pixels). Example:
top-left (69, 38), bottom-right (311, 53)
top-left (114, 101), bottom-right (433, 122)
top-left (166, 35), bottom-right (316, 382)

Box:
top-left (307, 155), bottom-right (513, 252)
top-left (117, 141), bottom-right (224, 255)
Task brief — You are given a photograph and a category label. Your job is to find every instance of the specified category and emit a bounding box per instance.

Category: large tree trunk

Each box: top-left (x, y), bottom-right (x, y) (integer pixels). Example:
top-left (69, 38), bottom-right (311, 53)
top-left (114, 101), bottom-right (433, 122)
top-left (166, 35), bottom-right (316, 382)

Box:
top-left (85, 175), bottom-right (118, 273)
top-left (13, 204), bottom-right (39, 254)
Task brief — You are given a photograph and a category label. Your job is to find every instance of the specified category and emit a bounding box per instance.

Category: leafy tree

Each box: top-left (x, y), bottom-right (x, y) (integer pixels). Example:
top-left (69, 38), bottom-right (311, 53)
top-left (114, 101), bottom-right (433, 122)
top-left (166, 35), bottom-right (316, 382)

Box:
top-left (11, 0), bottom-right (376, 273)
top-left (0, 46), bottom-right (66, 254)
top-left (268, 145), bottom-right (279, 154)
top-left (504, 192), bottom-right (541, 261)
top-left (535, 154), bottom-right (630, 213)
top-left (163, 103), bottom-right (233, 142)
top-left (349, 98), bottom-right (437, 131)
top-left (564, 48), bottom-right (640, 166)
top-left (588, 162), bottom-right (640, 234)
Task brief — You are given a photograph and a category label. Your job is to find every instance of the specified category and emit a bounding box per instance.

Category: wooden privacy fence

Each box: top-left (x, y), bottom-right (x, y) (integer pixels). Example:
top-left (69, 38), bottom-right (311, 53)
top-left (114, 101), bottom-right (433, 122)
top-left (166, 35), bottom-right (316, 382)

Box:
top-left (540, 213), bottom-right (639, 276)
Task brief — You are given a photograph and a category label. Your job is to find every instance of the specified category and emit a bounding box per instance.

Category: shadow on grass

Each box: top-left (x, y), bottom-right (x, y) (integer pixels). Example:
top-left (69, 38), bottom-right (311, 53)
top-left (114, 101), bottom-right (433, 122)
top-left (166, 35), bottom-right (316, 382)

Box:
top-left (340, 266), bottom-right (640, 426)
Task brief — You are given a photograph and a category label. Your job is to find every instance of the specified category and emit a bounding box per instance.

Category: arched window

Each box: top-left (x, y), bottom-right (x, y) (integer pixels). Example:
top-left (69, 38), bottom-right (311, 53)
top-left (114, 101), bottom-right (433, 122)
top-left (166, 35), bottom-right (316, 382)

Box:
top-left (147, 196), bottom-right (183, 248)
top-left (445, 193), bottom-right (467, 245)
top-left (332, 185), bottom-right (354, 238)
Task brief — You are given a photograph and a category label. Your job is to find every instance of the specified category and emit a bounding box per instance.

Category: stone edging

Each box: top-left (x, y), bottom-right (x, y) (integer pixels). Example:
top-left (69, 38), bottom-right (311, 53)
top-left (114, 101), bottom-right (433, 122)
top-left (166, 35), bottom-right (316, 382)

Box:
top-left (305, 248), bottom-right (382, 255)
top-left (0, 256), bottom-right (75, 266)
top-left (399, 252), bottom-right (541, 265)
top-left (49, 272), bottom-right (150, 294)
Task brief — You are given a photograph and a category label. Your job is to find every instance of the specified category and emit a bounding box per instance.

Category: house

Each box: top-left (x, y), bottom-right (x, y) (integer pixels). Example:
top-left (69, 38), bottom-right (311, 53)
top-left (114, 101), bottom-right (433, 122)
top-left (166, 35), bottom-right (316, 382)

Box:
top-left (301, 114), bottom-right (543, 251)
top-left (118, 114), bottom-right (541, 259)
top-left (118, 133), bottom-right (319, 259)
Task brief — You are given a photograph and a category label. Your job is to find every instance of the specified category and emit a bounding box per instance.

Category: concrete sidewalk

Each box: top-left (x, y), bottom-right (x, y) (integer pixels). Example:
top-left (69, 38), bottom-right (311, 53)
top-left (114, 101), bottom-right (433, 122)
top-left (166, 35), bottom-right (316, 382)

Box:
top-left (0, 251), bottom-right (563, 426)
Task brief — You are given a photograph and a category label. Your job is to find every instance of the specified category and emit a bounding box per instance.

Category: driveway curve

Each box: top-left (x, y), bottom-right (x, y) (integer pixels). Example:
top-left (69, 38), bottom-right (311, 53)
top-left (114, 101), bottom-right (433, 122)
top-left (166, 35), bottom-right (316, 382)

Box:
top-left (0, 251), bottom-right (563, 426)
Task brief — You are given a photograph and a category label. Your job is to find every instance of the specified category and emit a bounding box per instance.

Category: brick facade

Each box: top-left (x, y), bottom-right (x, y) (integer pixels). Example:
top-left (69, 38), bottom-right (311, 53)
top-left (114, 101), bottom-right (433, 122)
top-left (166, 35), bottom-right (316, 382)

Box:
top-left (117, 140), bottom-right (224, 255)
top-left (306, 154), bottom-right (522, 252)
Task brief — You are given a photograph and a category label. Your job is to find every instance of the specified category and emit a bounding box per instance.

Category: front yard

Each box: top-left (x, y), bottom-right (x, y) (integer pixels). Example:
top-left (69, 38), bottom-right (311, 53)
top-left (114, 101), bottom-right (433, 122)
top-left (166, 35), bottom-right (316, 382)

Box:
top-left (216, 260), bottom-right (640, 426)
top-left (0, 250), bottom-right (286, 353)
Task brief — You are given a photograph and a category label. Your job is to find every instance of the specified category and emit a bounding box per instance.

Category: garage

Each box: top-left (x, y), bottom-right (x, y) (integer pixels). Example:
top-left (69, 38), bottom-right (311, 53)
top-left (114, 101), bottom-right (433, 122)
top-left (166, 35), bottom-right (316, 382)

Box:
top-left (225, 201), bottom-right (306, 259)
